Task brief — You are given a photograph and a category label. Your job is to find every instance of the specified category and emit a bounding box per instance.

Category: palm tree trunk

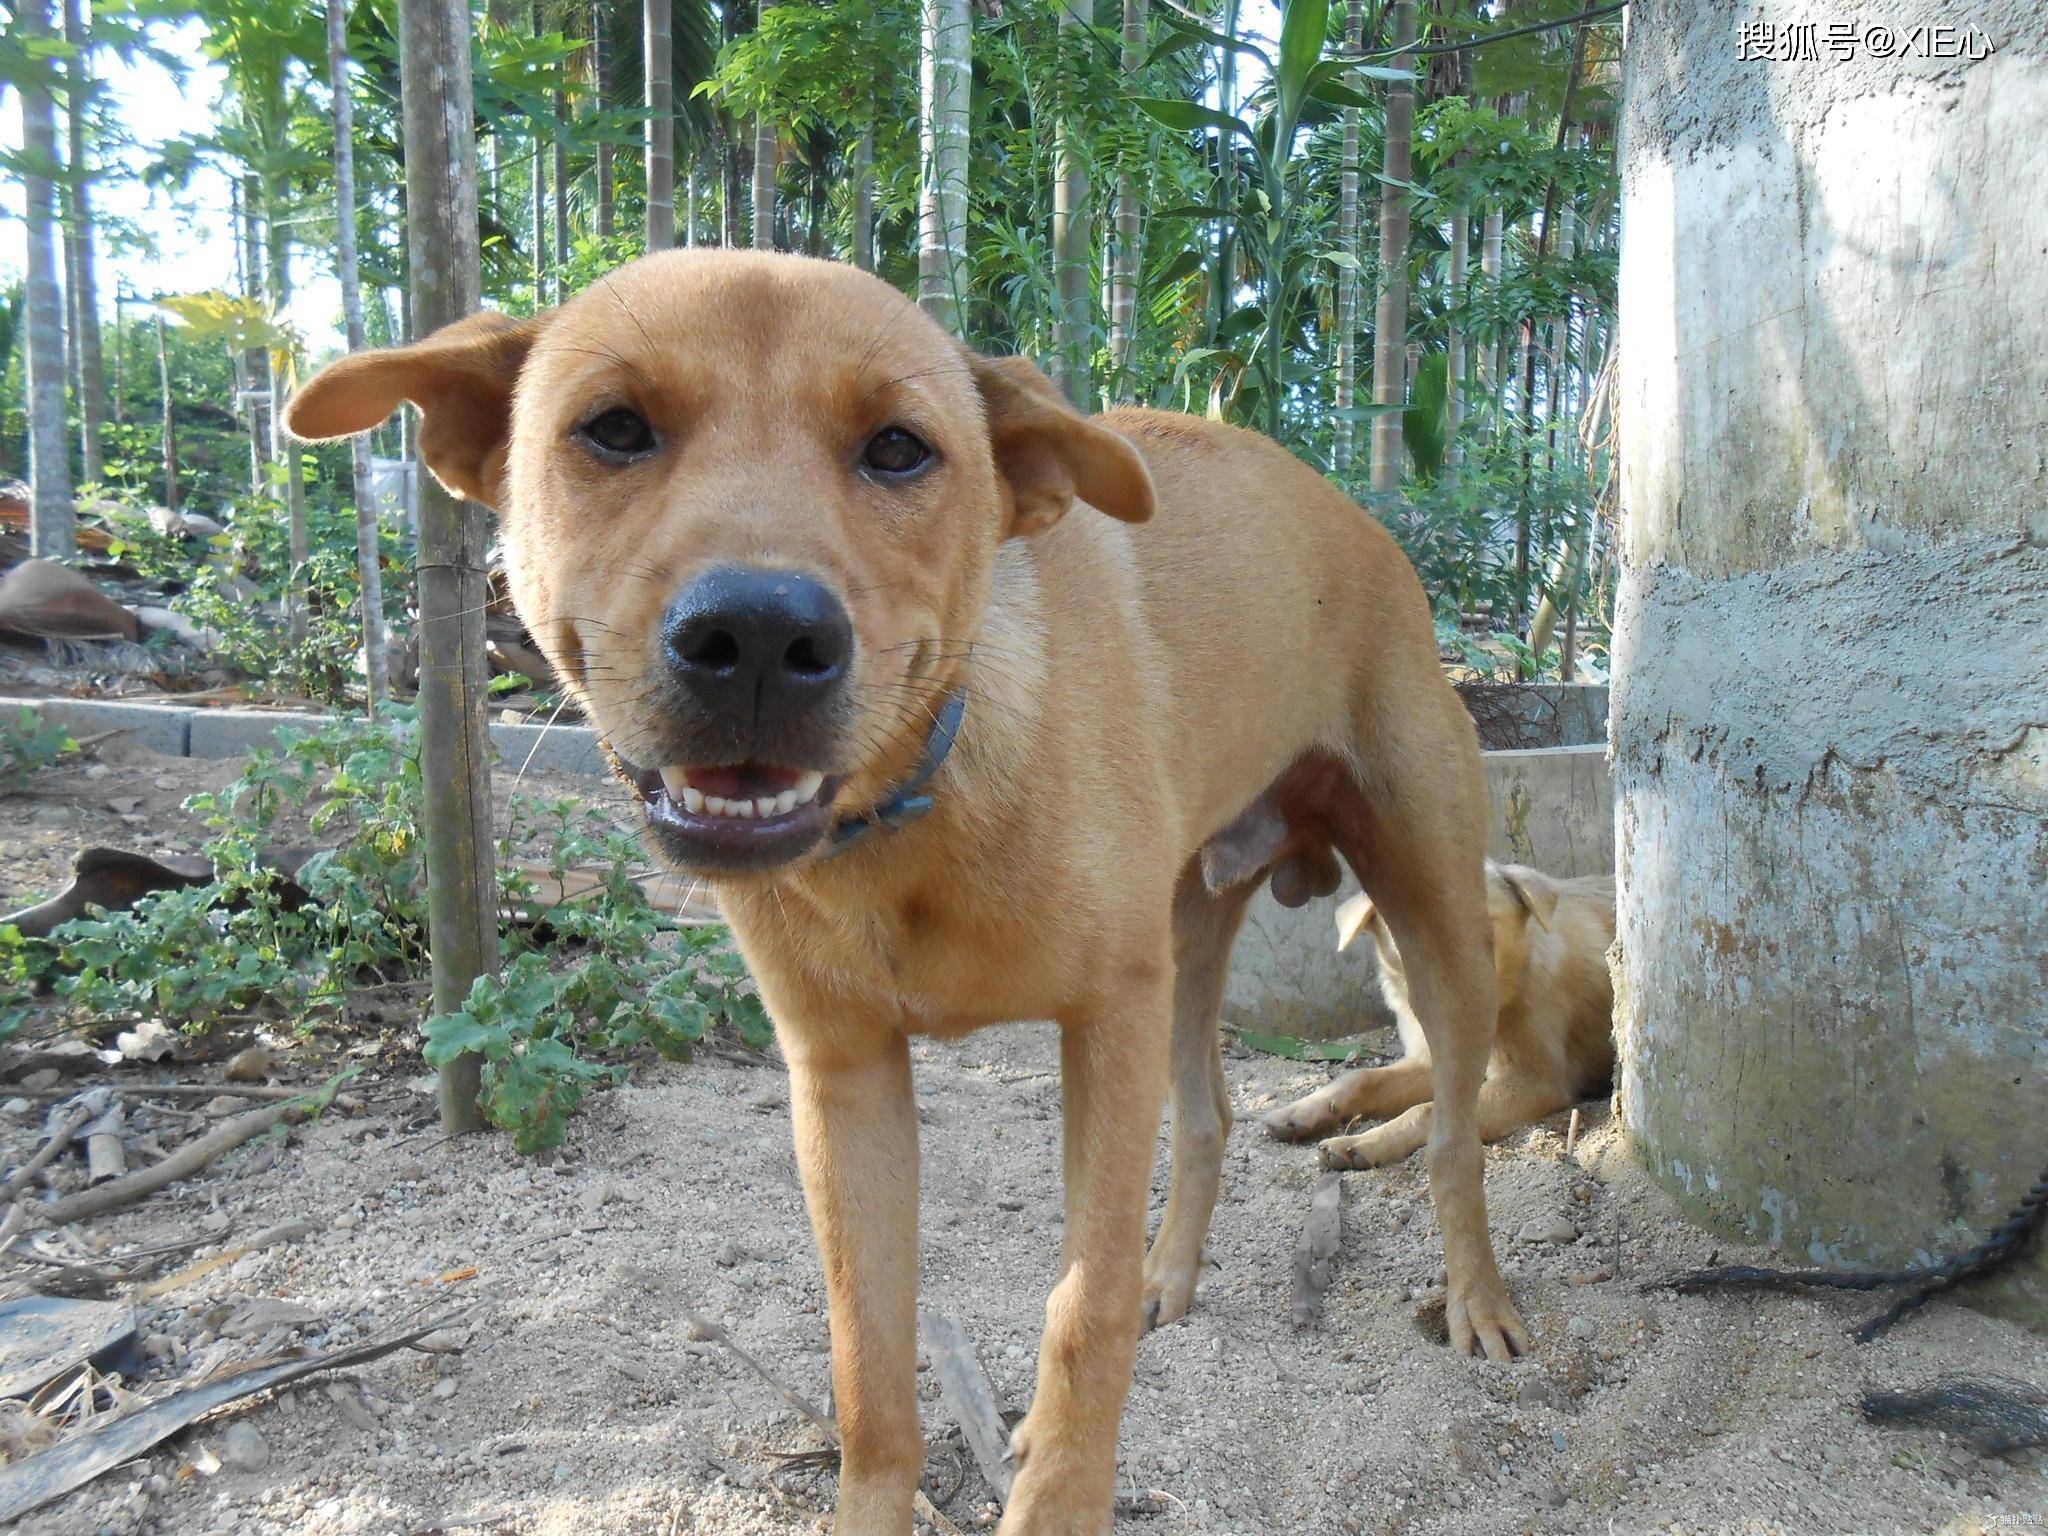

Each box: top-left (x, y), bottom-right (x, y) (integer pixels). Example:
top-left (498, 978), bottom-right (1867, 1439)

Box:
top-left (851, 128), bottom-right (876, 271)
top-left (237, 179), bottom-right (271, 496)
top-left (1332, 0), bottom-right (1364, 470)
top-left (1050, 0), bottom-right (1094, 409)
top-left (590, 0), bottom-right (613, 241)
top-left (1480, 205), bottom-right (1502, 428)
top-left (1447, 202), bottom-right (1467, 475)
top-left (644, 0), bottom-right (675, 251)
top-left (553, 88), bottom-right (571, 293)
top-left (20, 0), bottom-right (74, 557)
top-left (399, 0), bottom-right (499, 1135)
top-left (263, 184), bottom-right (309, 646)
top-left (154, 309), bottom-right (178, 513)
top-left (1367, 0), bottom-right (1416, 493)
top-left (328, 0), bottom-right (389, 712)
top-left (917, 0), bottom-right (971, 329)
top-left (1106, 0), bottom-right (1148, 401)
top-left (61, 0), bottom-right (103, 486)
top-left (751, 115), bottom-right (777, 249)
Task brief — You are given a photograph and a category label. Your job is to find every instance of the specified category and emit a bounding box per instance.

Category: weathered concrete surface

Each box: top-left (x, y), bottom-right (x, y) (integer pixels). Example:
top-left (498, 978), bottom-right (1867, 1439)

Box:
top-left (1226, 744), bottom-right (1614, 1040)
top-left (0, 697), bottom-right (605, 779)
top-left (1615, 1), bottom-right (2047, 1324)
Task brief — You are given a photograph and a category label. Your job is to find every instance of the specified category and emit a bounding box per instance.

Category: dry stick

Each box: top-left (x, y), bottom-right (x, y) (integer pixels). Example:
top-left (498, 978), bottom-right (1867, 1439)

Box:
top-left (1291, 1172), bottom-right (1344, 1328)
top-left (1, 1101), bottom-right (96, 1201)
top-left (682, 1308), bottom-right (966, 1536)
top-left (7, 1083), bottom-right (358, 1104)
top-left (919, 1308), bottom-right (1015, 1505)
top-left (24, 1102), bottom-right (306, 1231)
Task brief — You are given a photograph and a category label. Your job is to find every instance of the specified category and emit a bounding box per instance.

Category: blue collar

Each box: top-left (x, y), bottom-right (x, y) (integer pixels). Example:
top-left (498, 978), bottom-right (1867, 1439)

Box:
top-left (823, 690), bottom-right (967, 858)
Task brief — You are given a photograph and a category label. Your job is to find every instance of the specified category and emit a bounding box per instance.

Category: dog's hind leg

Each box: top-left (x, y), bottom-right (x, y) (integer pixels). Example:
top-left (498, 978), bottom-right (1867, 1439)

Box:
top-left (1327, 698), bottom-right (1530, 1361)
top-left (1143, 866), bottom-right (1252, 1328)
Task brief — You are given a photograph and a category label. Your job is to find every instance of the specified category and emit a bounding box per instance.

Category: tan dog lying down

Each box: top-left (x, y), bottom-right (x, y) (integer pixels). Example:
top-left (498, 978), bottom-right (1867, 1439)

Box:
top-left (1266, 863), bottom-right (1617, 1165)
top-left (287, 249), bottom-right (1529, 1536)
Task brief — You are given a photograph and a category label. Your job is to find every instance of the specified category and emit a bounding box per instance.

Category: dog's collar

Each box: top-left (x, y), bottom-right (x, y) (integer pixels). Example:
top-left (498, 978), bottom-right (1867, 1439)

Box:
top-left (821, 689), bottom-right (967, 859)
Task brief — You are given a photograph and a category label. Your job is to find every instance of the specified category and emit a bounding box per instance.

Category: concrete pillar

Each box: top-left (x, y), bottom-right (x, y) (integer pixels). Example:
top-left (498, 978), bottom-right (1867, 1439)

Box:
top-left (1614, 3), bottom-right (2047, 1322)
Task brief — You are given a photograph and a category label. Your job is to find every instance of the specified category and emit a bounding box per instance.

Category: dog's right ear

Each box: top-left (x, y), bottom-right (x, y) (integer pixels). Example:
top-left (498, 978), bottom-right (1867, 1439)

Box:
top-left (286, 310), bottom-right (548, 511)
top-left (967, 351), bottom-right (1156, 537)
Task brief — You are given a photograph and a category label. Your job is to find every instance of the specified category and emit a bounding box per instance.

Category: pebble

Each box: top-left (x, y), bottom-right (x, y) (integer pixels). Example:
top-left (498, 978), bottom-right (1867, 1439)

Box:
top-left (1520, 1216), bottom-right (1580, 1245)
top-left (224, 1046), bottom-right (279, 1083)
top-left (432, 1377), bottom-right (460, 1399)
top-left (1567, 1315), bottom-right (1598, 1341)
top-left (204, 1095), bottom-right (249, 1116)
top-left (218, 1422), bottom-right (269, 1473)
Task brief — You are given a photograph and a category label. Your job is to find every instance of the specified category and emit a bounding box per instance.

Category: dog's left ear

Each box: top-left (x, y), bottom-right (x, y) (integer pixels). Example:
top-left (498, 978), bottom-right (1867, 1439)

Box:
top-left (1494, 865), bottom-right (1559, 933)
top-left (968, 352), bottom-right (1156, 537)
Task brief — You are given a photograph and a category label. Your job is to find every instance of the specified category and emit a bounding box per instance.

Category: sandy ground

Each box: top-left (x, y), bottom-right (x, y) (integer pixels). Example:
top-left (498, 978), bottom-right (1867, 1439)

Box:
top-left (3, 748), bottom-right (2045, 1536)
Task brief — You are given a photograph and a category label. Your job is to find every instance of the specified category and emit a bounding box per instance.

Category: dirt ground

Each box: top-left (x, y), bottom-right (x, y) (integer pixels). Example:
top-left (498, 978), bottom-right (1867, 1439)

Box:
top-left (3, 745), bottom-right (2044, 1536)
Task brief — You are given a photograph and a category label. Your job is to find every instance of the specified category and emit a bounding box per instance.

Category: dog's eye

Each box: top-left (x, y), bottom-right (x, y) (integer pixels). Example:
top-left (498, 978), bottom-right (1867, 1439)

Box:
top-left (579, 407), bottom-right (656, 459)
top-left (861, 426), bottom-right (933, 478)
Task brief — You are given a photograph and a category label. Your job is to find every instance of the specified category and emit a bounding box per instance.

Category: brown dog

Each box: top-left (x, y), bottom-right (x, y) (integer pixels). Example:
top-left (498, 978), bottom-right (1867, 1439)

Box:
top-left (288, 250), bottom-right (1527, 1535)
top-left (1265, 863), bottom-right (1617, 1166)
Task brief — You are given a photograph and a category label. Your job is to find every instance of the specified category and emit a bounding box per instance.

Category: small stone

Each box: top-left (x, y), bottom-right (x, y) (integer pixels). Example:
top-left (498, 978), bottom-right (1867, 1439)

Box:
top-left (1519, 1216), bottom-right (1580, 1245)
top-left (217, 1422), bottom-right (269, 1473)
top-left (204, 1095), bottom-right (249, 1116)
top-left (432, 1377), bottom-right (460, 1399)
top-left (713, 1240), bottom-right (743, 1268)
top-left (103, 795), bottom-right (142, 815)
top-left (84, 762), bottom-right (112, 780)
top-left (3, 1098), bottom-right (31, 1116)
top-left (1567, 1315), bottom-right (1598, 1341)
top-left (333, 1212), bottom-right (358, 1231)
top-left (223, 1046), bottom-right (279, 1083)
top-left (19, 1069), bottom-right (62, 1094)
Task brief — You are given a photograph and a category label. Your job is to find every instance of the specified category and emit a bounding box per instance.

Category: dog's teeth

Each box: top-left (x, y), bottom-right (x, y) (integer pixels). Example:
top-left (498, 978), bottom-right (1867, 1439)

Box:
top-left (705, 796), bottom-right (727, 815)
top-left (793, 769), bottom-right (824, 804)
top-left (774, 789), bottom-right (797, 816)
top-left (659, 767), bottom-right (690, 801)
top-left (682, 785), bottom-right (705, 814)
top-left (756, 795), bottom-right (779, 818)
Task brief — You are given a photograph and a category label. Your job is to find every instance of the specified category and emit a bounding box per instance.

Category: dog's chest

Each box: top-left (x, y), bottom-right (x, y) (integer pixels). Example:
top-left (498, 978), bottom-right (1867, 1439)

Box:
top-left (745, 870), bottom-right (1071, 1036)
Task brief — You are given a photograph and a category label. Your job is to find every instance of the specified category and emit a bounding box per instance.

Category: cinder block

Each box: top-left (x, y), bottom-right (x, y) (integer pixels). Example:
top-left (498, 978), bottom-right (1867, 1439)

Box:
top-left (186, 709), bottom-right (336, 760)
top-left (489, 721), bottom-right (606, 778)
top-left (0, 695), bottom-right (192, 757)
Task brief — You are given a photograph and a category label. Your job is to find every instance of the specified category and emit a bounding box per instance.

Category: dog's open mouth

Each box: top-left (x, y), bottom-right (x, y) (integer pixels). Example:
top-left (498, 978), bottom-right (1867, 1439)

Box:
top-left (610, 750), bottom-right (840, 871)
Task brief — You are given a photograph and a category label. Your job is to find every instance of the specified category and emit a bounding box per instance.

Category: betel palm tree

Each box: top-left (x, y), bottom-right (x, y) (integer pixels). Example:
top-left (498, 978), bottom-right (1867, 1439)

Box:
top-left (61, 0), bottom-right (106, 485)
top-left (12, 0), bottom-right (75, 557)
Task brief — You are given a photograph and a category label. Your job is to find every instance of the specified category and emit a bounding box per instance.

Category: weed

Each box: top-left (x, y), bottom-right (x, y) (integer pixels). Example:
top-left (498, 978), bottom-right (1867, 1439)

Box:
top-left (0, 707), bottom-right (75, 792)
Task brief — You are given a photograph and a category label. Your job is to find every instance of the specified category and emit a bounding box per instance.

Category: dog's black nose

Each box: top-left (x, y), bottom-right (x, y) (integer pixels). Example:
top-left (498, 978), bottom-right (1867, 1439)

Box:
top-left (660, 566), bottom-right (852, 723)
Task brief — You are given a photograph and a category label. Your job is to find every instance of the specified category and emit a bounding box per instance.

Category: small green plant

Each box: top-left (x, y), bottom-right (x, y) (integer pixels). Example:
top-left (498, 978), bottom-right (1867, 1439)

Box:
top-left (22, 706), bottom-right (766, 1153)
top-left (0, 708), bottom-right (75, 791)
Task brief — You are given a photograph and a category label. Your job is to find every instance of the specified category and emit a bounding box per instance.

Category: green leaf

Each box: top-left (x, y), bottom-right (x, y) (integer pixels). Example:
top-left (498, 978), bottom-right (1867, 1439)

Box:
top-left (1132, 98), bottom-right (1253, 140)
top-left (422, 1012), bottom-right (504, 1066)
top-left (1274, 0), bottom-right (1331, 136)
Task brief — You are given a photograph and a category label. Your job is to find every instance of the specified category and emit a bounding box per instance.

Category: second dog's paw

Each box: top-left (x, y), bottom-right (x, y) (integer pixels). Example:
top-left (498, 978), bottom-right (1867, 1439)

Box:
top-left (1318, 1130), bottom-right (1398, 1169)
top-left (1264, 1097), bottom-right (1336, 1142)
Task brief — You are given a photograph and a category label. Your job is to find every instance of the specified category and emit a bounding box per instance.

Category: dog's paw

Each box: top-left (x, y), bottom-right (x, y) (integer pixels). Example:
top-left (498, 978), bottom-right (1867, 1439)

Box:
top-left (1317, 1129), bottom-right (1406, 1169)
top-left (1446, 1276), bottom-right (1531, 1363)
top-left (1141, 1258), bottom-right (1199, 1330)
top-left (1264, 1095), bottom-right (1337, 1142)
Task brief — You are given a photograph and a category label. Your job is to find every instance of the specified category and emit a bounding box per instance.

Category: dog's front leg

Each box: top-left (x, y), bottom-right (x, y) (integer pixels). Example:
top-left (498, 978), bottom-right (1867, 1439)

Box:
top-left (785, 1028), bottom-right (923, 1534)
top-left (1002, 970), bottom-right (1172, 1536)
